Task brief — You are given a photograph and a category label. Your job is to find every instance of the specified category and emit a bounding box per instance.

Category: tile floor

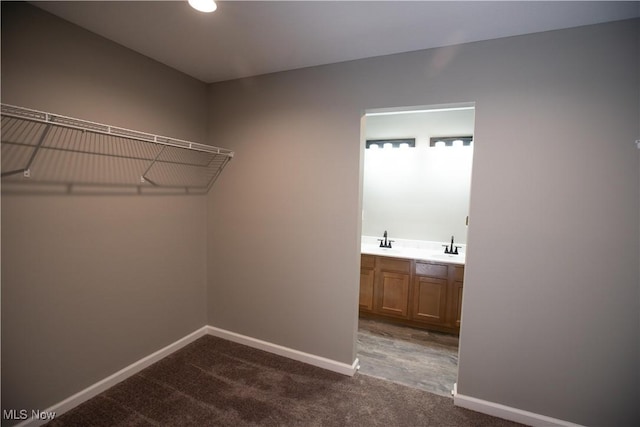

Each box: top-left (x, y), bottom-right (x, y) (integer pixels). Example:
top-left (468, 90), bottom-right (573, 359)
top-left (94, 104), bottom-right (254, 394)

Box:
top-left (356, 318), bottom-right (459, 397)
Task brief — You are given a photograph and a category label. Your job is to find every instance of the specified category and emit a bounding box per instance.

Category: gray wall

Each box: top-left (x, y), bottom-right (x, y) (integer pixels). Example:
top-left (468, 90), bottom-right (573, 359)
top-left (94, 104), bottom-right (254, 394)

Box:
top-left (2, 3), bottom-right (639, 426)
top-left (1, 2), bottom-right (209, 418)
top-left (206, 19), bottom-right (640, 426)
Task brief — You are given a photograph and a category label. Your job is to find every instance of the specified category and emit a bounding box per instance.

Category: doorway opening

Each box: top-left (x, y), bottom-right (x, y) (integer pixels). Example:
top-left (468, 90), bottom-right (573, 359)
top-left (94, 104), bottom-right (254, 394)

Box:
top-left (357, 103), bottom-right (475, 397)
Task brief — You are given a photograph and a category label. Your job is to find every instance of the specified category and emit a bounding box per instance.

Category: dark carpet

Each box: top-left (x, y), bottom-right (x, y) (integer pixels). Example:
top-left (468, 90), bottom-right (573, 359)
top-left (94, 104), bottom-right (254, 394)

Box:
top-left (46, 335), bottom-right (522, 426)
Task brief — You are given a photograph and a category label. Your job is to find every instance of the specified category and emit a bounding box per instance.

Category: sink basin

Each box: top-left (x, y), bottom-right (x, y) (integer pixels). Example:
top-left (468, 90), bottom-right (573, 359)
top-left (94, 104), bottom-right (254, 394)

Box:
top-left (430, 252), bottom-right (460, 258)
top-left (377, 247), bottom-right (401, 252)
top-left (426, 253), bottom-right (465, 263)
top-left (362, 244), bottom-right (400, 252)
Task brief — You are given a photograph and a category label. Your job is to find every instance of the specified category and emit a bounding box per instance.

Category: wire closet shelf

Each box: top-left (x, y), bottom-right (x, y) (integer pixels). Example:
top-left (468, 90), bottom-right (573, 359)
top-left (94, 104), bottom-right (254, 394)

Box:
top-left (0, 104), bottom-right (234, 193)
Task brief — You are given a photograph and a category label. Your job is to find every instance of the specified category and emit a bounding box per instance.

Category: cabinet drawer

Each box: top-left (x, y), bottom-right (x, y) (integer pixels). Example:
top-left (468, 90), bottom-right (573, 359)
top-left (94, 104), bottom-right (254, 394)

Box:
top-left (361, 254), bottom-right (375, 269)
top-left (378, 257), bottom-right (411, 273)
top-left (415, 262), bottom-right (448, 278)
top-left (454, 266), bottom-right (465, 282)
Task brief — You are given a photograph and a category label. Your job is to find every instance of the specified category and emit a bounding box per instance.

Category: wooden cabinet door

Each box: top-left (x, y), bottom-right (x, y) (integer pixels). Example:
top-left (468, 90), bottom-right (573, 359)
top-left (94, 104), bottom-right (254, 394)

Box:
top-left (452, 281), bottom-right (464, 329)
top-left (450, 266), bottom-right (464, 330)
top-left (377, 271), bottom-right (410, 318)
top-left (412, 276), bottom-right (448, 325)
top-left (359, 268), bottom-right (375, 311)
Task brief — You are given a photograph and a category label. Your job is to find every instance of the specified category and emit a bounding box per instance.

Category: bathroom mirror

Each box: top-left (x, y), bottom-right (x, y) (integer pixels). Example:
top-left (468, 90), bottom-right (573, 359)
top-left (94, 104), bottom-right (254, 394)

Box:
top-left (362, 106), bottom-right (475, 244)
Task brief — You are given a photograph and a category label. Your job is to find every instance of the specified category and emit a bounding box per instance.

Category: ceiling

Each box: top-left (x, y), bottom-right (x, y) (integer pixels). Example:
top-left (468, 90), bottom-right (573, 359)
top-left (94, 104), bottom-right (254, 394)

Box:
top-left (33, 1), bottom-right (640, 84)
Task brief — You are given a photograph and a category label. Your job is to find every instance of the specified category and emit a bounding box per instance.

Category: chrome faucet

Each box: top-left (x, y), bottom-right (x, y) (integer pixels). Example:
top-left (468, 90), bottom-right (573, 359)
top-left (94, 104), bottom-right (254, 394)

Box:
top-left (443, 235), bottom-right (460, 255)
top-left (378, 230), bottom-right (393, 248)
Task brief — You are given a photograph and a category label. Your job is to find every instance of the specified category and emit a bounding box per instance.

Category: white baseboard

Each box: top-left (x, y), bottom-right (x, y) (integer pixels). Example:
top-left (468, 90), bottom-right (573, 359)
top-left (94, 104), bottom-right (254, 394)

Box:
top-left (15, 325), bottom-right (359, 426)
top-left (453, 392), bottom-right (584, 427)
top-left (14, 326), bottom-right (209, 427)
top-left (205, 325), bottom-right (360, 377)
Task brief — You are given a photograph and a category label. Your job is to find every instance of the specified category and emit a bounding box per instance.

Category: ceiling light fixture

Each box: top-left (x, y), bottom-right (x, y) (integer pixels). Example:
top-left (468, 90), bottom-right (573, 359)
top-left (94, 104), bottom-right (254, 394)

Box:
top-left (366, 139), bottom-right (416, 149)
top-left (429, 136), bottom-right (473, 148)
top-left (189, 0), bottom-right (217, 13)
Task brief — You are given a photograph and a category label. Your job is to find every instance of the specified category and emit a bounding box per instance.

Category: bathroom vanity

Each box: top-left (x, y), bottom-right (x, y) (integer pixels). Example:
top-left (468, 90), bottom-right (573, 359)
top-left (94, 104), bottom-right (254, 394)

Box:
top-left (359, 245), bottom-right (464, 335)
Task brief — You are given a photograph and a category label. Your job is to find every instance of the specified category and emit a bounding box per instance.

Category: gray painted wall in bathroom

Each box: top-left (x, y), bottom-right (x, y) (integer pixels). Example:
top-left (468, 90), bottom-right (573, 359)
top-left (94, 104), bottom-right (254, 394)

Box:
top-left (362, 109), bottom-right (475, 244)
top-left (1, 2), bottom-right (209, 418)
top-left (206, 18), bottom-right (640, 426)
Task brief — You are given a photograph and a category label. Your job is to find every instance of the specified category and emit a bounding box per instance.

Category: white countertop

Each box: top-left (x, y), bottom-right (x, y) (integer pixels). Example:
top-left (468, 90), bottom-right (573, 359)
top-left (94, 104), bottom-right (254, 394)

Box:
top-left (360, 237), bottom-right (466, 265)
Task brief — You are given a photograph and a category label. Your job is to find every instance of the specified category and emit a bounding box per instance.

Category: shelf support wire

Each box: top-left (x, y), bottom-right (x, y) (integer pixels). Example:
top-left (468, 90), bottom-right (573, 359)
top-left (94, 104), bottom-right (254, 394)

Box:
top-left (140, 145), bottom-right (167, 186)
top-left (207, 154), bottom-right (232, 191)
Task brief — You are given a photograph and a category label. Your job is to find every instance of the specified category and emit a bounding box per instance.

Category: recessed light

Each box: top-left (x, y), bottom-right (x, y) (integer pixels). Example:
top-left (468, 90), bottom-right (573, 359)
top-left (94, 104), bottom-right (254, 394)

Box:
top-left (189, 0), bottom-right (217, 13)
